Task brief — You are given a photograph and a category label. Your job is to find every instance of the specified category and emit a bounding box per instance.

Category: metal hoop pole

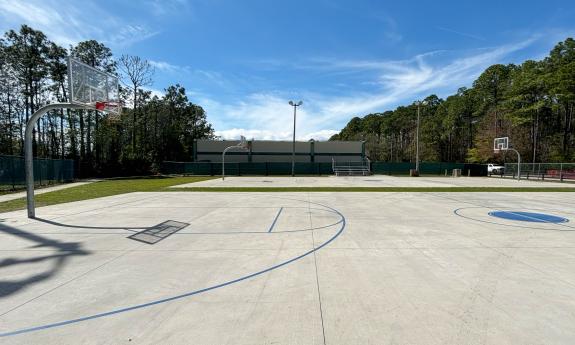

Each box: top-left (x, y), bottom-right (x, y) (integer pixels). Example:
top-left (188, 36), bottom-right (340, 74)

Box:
top-left (507, 148), bottom-right (521, 180)
top-left (26, 103), bottom-right (86, 218)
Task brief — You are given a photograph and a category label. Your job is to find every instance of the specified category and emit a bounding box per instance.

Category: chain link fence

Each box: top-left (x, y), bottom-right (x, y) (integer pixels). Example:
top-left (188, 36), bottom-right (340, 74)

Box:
top-left (503, 163), bottom-right (575, 182)
top-left (162, 161), bottom-right (487, 177)
top-left (0, 155), bottom-right (75, 191)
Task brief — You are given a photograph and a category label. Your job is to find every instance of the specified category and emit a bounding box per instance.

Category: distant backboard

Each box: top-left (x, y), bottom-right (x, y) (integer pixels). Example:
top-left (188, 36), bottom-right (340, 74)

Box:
top-left (238, 135), bottom-right (248, 149)
top-left (494, 137), bottom-right (509, 153)
top-left (68, 57), bottom-right (121, 114)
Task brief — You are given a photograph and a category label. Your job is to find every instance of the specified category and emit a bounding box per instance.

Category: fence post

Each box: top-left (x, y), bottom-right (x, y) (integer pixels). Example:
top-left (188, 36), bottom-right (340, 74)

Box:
top-left (537, 163), bottom-right (541, 179)
top-left (9, 156), bottom-right (16, 190)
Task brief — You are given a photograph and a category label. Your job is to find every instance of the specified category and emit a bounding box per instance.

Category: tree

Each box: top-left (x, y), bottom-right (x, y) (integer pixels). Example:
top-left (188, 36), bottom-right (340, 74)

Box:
top-left (3, 25), bottom-right (51, 155)
top-left (0, 24), bottom-right (217, 179)
top-left (118, 55), bottom-right (154, 155)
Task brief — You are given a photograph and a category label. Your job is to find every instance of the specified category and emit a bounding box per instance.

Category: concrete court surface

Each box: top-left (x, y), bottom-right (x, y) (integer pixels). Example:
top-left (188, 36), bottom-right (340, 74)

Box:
top-left (173, 175), bottom-right (575, 188)
top-left (0, 191), bottom-right (574, 344)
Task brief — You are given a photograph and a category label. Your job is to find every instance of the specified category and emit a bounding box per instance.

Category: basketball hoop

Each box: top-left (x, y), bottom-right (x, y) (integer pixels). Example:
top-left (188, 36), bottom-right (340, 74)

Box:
top-left (94, 101), bottom-right (121, 114)
top-left (493, 136), bottom-right (522, 180)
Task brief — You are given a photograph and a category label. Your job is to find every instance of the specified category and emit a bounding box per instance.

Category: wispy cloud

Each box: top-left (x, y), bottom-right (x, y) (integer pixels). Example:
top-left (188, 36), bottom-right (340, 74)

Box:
top-left (149, 60), bottom-right (183, 72)
top-left (201, 37), bottom-right (537, 140)
top-left (0, 0), bottom-right (157, 47)
top-left (148, 61), bottom-right (235, 90)
top-left (147, 0), bottom-right (191, 16)
top-left (377, 14), bottom-right (403, 43)
top-left (436, 26), bottom-right (486, 41)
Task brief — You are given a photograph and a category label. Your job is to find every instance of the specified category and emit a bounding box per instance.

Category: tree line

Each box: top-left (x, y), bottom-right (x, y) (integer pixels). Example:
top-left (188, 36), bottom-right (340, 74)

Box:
top-left (331, 38), bottom-right (575, 164)
top-left (0, 25), bottom-right (214, 176)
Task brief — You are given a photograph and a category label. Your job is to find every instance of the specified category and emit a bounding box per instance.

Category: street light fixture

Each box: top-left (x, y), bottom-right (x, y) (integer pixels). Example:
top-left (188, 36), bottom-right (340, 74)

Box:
top-left (289, 100), bottom-right (303, 177)
top-left (415, 100), bottom-right (427, 174)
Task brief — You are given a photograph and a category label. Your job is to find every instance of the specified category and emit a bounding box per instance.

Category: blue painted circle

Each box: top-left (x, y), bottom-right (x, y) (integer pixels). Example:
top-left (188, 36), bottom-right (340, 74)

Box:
top-left (488, 211), bottom-right (568, 223)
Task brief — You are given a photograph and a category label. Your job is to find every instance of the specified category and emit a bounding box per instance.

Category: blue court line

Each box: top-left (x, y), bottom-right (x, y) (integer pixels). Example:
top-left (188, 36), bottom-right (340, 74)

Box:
top-left (267, 207), bottom-right (284, 233)
top-left (0, 200), bottom-right (345, 338)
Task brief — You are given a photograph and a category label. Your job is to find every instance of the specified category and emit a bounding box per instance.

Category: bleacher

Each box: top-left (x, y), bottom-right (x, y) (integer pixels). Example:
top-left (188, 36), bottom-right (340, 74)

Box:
top-left (332, 158), bottom-right (371, 176)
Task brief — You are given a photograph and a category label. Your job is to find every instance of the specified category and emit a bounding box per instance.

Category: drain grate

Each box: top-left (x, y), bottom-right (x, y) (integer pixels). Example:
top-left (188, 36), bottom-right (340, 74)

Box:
top-left (128, 220), bottom-right (189, 244)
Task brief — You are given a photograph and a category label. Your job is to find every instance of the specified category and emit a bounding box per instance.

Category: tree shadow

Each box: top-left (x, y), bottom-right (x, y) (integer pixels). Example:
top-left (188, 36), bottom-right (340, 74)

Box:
top-left (0, 223), bottom-right (90, 299)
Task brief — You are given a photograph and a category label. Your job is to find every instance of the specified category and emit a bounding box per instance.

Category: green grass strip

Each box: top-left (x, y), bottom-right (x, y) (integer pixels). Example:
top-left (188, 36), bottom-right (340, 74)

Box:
top-left (0, 176), bottom-right (216, 214)
top-left (173, 186), bottom-right (575, 193)
top-left (1, 177), bottom-right (573, 214)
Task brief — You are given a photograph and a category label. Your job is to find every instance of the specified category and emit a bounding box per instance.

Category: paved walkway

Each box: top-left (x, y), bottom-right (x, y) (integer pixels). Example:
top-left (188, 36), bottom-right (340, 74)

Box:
top-left (0, 180), bottom-right (99, 203)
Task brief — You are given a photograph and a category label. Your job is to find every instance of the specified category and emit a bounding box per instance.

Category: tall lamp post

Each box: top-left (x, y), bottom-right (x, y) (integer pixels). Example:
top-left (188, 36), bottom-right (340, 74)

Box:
top-left (289, 100), bottom-right (302, 177)
top-left (415, 100), bottom-right (427, 174)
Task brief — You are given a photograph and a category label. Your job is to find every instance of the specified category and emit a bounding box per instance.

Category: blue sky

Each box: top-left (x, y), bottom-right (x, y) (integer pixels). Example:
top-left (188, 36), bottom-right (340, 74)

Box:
top-left (1, 0), bottom-right (575, 140)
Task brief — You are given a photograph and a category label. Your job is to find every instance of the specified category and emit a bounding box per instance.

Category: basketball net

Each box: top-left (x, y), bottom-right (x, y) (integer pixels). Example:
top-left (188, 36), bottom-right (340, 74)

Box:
top-left (95, 101), bottom-right (122, 120)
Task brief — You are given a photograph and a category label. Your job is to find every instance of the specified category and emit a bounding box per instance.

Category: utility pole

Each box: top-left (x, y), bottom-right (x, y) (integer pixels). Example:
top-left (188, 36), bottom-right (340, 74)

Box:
top-left (415, 100), bottom-right (426, 173)
top-left (288, 101), bottom-right (302, 177)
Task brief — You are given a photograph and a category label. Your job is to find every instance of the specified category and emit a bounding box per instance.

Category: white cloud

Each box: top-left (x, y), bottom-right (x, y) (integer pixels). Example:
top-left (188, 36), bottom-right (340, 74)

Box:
top-left (201, 37), bottom-right (537, 140)
top-left (215, 129), bottom-right (292, 141)
top-left (214, 129), bottom-right (339, 141)
top-left (436, 26), bottom-right (486, 41)
top-left (0, 0), bottom-right (157, 47)
top-left (149, 60), bottom-right (182, 72)
top-left (147, 0), bottom-right (190, 16)
top-left (377, 14), bottom-right (403, 43)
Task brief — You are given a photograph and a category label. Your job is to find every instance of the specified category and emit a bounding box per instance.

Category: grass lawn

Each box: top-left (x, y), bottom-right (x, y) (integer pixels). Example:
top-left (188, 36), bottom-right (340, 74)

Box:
top-left (0, 176), bottom-right (216, 214)
top-left (1, 176), bottom-right (573, 214)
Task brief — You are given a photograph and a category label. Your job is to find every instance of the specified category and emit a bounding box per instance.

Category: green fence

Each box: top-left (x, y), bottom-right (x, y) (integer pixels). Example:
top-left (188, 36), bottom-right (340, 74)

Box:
top-left (503, 163), bottom-right (575, 181)
top-left (0, 155), bottom-right (75, 190)
top-left (162, 161), bottom-right (487, 176)
top-left (371, 162), bottom-right (486, 176)
top-left (162, 161), bottom-right (334, 176)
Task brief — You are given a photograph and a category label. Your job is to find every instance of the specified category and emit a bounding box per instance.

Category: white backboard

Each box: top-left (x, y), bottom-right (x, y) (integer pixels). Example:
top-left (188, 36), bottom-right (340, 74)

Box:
top-left (68, 57), bottom-right (120, 114)
top-left (494, 137), bottom-right (509, 152)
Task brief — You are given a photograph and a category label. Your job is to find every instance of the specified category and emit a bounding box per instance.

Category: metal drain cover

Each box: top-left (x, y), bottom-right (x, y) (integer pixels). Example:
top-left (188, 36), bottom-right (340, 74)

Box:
top-left (128, 220), bottom-right (189, 244)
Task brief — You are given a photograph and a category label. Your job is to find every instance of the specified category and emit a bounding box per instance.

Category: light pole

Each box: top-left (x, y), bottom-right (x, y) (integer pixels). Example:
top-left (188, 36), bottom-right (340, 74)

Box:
top-left (289, 100), bottom-right (302, 177)
top-left (415, 100), bottom-right (426, 174)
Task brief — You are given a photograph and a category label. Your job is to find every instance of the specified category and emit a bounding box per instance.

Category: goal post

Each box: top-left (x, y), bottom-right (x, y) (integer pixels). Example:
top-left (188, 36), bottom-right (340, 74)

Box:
top-left (222, 136), bottom-right (251, 180)
top-left (493, 136), bottom-right (521, 180)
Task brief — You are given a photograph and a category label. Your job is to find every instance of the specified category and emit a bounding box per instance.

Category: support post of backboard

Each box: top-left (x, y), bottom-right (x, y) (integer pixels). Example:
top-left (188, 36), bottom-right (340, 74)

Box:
top-left (26, 103), bottom-right (86, 218)
top-left (504, 148), bottom-right (521, 181)
top-left (222, 136), bottom-right (248, 181)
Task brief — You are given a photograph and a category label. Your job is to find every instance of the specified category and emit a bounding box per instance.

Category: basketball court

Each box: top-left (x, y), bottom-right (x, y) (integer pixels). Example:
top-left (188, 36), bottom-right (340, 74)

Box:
top-left (1, 189), bottom-right (574, 344)
top-left (173, 175), bottom-right (575, 188)
top-left (6, 56), bottom-right (574, 344)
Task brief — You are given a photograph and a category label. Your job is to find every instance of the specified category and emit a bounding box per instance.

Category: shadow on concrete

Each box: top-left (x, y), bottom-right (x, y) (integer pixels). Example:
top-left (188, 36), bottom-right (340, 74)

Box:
top-left (0, 223), bottom-right (90, 299)
top-left (35, 217), bottom-right (144, 232)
